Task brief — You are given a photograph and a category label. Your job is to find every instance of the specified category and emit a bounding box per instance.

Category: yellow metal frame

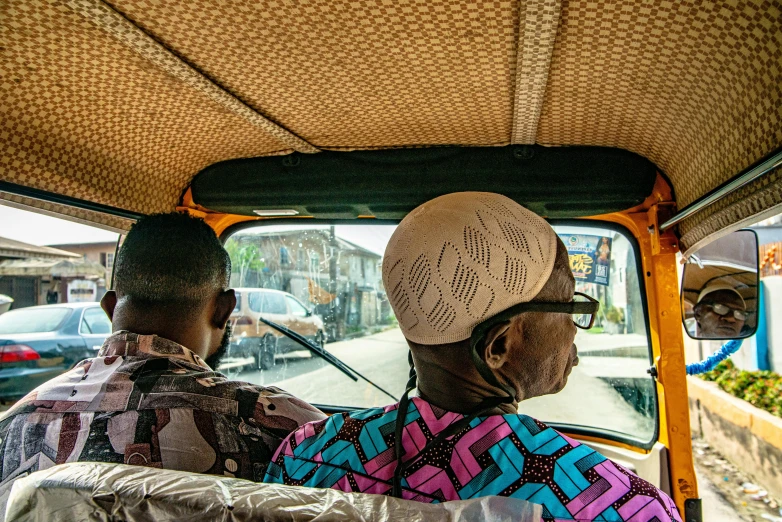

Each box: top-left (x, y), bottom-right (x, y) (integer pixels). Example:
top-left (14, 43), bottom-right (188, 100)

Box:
top-left (179, 174), bottom-right (697, 515)
top-left (588, 176), bottom-right (697, 513)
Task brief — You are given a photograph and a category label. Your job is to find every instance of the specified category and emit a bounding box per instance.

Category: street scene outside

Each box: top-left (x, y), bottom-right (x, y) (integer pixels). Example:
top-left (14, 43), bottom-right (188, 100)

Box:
top-left (221, 223), bottom-right (657, 448)
top-left (224, 327), bottom-right (653, 437)
top-left (2, 204), bottom-right (782, 520)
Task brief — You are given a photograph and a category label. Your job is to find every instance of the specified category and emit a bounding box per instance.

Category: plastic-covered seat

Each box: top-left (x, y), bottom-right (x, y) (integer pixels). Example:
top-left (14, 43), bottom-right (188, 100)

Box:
top-left (4, 462), bottom-right (541, 522)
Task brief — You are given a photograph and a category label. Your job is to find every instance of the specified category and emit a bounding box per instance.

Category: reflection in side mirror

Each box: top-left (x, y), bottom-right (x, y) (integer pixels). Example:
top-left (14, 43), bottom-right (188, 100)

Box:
top-left (681, 229), bottom-right (759, 340)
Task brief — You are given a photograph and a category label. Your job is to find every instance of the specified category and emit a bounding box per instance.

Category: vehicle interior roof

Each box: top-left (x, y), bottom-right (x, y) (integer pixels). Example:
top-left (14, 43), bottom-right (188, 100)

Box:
top-left (1, 0), bottom-right (780, 249)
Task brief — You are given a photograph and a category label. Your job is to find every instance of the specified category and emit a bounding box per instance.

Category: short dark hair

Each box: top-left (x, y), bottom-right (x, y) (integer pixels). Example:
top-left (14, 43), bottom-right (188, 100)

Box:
top-left (113, 212), bottom-right (231, 306)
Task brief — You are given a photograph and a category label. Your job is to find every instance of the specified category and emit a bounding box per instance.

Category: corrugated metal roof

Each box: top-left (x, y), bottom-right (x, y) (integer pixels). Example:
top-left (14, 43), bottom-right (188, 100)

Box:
top-left (0, 236), bottom-right (81, 260)
top-left (0, 258), bottom-right (107, 278)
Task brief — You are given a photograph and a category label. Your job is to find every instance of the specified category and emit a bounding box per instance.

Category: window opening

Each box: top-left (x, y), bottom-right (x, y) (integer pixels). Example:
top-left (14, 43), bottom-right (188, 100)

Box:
top-left (223, 222), bottom-right (656, 445)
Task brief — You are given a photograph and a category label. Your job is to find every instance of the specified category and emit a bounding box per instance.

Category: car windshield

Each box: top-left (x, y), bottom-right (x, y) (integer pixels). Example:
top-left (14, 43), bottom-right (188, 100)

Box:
top-left (223, 222), bottom-right (655, 444)
top-left (0, 307), bottom-right (71, 334)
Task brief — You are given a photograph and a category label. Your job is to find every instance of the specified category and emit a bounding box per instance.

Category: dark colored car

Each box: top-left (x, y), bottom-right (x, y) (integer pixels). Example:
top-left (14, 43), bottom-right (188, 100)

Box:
top-left (0, 303), bottom-right (112, 402)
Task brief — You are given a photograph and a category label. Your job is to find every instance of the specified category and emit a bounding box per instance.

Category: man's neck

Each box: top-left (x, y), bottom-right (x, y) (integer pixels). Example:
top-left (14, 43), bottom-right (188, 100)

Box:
top-left (112, 314), bottom-right (210, 360)
top-left (413, 362), bottom-right (519, 415)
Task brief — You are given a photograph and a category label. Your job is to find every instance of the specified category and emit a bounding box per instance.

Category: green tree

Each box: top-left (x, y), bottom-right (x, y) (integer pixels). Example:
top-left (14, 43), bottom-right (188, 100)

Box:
top-left (225, 240), bottom-right (264, 287)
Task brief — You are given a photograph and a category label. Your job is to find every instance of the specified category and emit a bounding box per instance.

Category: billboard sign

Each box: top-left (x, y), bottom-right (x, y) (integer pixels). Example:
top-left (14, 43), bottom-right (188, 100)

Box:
top-left (559, 234), bottom-right (612, 286)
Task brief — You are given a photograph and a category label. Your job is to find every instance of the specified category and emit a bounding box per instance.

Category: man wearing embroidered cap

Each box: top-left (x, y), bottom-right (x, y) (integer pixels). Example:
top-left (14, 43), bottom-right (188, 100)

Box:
top-left (264, 193), bottom-right (682, 522)
top-left (694, 283), bottom-right (747, 338)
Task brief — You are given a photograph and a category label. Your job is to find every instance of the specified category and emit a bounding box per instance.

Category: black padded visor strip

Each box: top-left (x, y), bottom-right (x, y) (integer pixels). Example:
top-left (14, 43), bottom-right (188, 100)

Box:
top-left (190, 145), bottom-right (658, 219)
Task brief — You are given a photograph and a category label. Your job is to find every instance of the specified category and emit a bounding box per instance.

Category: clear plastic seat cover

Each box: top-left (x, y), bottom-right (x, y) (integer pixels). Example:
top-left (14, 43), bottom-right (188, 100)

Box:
top-left (4, 462), bottom-right (541, 522)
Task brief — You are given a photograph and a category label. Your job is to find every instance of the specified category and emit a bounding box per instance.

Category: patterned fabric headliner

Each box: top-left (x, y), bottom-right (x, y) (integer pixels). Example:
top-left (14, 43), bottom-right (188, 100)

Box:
top-left (1, 0), bottom-right (780, 247)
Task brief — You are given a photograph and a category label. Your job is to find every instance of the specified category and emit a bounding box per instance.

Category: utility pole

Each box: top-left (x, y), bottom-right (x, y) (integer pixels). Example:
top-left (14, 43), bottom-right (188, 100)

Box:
top-left (328, 226), bottom-right (339, 341)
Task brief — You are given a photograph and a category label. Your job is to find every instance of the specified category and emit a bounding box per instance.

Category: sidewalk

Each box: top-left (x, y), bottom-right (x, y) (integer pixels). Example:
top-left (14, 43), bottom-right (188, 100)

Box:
top-left (693, 438), bottom-right (782, 521)
top-left (695, 465), bottom-right (746, 521)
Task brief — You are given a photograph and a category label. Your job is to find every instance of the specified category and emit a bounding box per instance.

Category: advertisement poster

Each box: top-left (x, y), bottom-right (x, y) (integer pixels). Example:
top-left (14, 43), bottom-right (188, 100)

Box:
top-left (558, 234), bottom-right (612, 286)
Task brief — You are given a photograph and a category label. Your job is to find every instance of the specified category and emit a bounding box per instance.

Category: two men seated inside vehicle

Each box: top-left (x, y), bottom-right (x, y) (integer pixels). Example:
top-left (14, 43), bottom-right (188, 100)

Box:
top-left (264, 193), bottom-right (682, 522)
top-left (0, 197), bottom-right (682, 521)
top-left (0, 213), bottom-right (325, 486)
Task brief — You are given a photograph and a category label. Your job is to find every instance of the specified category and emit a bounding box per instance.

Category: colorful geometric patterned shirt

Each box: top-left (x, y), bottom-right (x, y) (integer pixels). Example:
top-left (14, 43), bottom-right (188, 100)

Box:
top-left (264, 397), bottom-right (682, 522)
top-left (0, 331), bottom-right (326, 489)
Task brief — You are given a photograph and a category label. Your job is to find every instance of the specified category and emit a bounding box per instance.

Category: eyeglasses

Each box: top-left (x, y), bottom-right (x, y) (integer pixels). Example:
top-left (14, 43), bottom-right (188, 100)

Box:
top-left (571, 292), bottom-right (601, 329)
top-left (470, 291), bottom-right (601, 352)
top-left (708, 303), bottom-right (747, 321)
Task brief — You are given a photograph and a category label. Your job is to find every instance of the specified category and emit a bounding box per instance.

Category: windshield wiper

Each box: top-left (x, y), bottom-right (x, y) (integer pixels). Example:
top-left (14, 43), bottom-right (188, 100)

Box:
top-left (257, 317), bottom-right (398, 402)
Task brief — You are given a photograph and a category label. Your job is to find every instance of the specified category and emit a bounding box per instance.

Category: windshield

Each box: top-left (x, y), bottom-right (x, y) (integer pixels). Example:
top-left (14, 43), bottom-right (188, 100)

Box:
top-left (0, 307), bottom-right (71, 334)
top-left (223, 222), bottom-right (655, 444)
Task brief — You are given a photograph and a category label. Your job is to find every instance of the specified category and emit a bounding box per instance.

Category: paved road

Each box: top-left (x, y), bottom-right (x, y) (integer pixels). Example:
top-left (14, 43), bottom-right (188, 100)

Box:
top-left (225, 328), bottom-right (654, 439)
top-left (228, 328), bottom-right (411, 407)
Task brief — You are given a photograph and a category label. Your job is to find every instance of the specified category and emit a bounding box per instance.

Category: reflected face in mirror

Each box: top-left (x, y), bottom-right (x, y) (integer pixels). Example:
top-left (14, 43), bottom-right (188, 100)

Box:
top-left (681, 229), bottom-right (758, 340)
top-left (694, 290), bottom-right (746, 338)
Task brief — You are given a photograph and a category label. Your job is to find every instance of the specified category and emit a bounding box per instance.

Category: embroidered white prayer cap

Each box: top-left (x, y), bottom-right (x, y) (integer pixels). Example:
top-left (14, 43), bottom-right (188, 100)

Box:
top-left (382, 192), bottom-right (559, 345)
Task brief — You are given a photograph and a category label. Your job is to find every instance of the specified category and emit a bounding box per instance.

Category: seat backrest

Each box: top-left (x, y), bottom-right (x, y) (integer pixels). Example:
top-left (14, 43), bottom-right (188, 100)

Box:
top-left (4, 462), bottom-right (541, 522)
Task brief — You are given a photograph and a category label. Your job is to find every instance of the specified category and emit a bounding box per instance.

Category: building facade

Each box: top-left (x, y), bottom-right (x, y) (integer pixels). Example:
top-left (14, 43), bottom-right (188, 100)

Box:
top-left (0, 236), bottom-right (80, 309)
top-left (48, 241), bottom-right (117, 286)
top-left (227, 229), bottom-right (390, 340)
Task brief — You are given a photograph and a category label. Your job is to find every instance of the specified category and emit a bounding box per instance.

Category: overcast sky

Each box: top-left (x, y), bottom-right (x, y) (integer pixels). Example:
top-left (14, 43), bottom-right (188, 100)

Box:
top-left (0, 204), bottom-right (119, 246)
top-left (0, 203), bottom-right (394, 254)
top-left (231, 224), bottom-right (395, 256)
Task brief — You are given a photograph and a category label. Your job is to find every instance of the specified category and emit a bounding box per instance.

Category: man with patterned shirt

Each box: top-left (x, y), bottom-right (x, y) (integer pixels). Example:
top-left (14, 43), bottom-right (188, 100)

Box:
top-left (0, 213), bottom-right (325, 492)
top-left (264, 193), bottom-right (682, 522)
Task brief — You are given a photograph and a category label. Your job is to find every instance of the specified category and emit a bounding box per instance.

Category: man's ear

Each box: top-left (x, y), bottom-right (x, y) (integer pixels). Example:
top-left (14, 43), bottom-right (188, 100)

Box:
top-left (482, 322), bottom-right (512, 370)
top-left (100, 291), bottom-right (117, 321)
top-left (212, 289), bottom-right (237, 329)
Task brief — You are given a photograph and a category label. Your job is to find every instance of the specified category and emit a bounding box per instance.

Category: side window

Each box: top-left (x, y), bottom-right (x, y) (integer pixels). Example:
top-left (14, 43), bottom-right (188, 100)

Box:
top-left (233, 291), bottom-right (242, 314)
top-left (248, 292), bottom-right (263, 313)
top-left (286, 296), bottom-right (309, 317)
top-left (263, 292), bottom-right (287, 314)
top-left (0, 204), bottom-right (119, 310)
top-left (80, 307), bottom-right (111, 335)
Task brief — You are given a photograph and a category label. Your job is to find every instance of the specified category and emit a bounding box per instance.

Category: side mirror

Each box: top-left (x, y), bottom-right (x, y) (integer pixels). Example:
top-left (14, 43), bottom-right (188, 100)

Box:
top-left (681, 229), bottom-right (759, 340)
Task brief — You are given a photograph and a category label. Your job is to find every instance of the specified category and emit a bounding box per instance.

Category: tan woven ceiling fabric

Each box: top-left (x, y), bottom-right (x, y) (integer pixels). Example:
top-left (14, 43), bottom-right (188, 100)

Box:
top-left (1, 0), bottom-right (780, 241)
top-left (66, 0), bottom-right (318, 154)
top-left (105, 0), bottom-right (521, 149)
top-left (538, 0), bottom-right (781, 211)
top-left (680, 165), bottom-right (782, 254)
top-left (511, 0), bottom-right (562, 144)
top-left (1, 0), bottom-right (292, 218)
top-left (0, 192), bottom-right (135, 233)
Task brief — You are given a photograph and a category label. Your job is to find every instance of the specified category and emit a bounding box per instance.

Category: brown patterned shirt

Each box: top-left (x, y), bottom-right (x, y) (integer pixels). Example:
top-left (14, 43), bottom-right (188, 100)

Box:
top-left (0, 331), bottom-right (326, 488)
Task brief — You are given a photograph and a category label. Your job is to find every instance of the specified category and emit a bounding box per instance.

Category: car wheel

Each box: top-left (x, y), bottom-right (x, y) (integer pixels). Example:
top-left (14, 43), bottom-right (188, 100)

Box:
top-left (257, 334), bottom-right (276, 370)
top-left (315, 330), bottom-right (325, 348)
